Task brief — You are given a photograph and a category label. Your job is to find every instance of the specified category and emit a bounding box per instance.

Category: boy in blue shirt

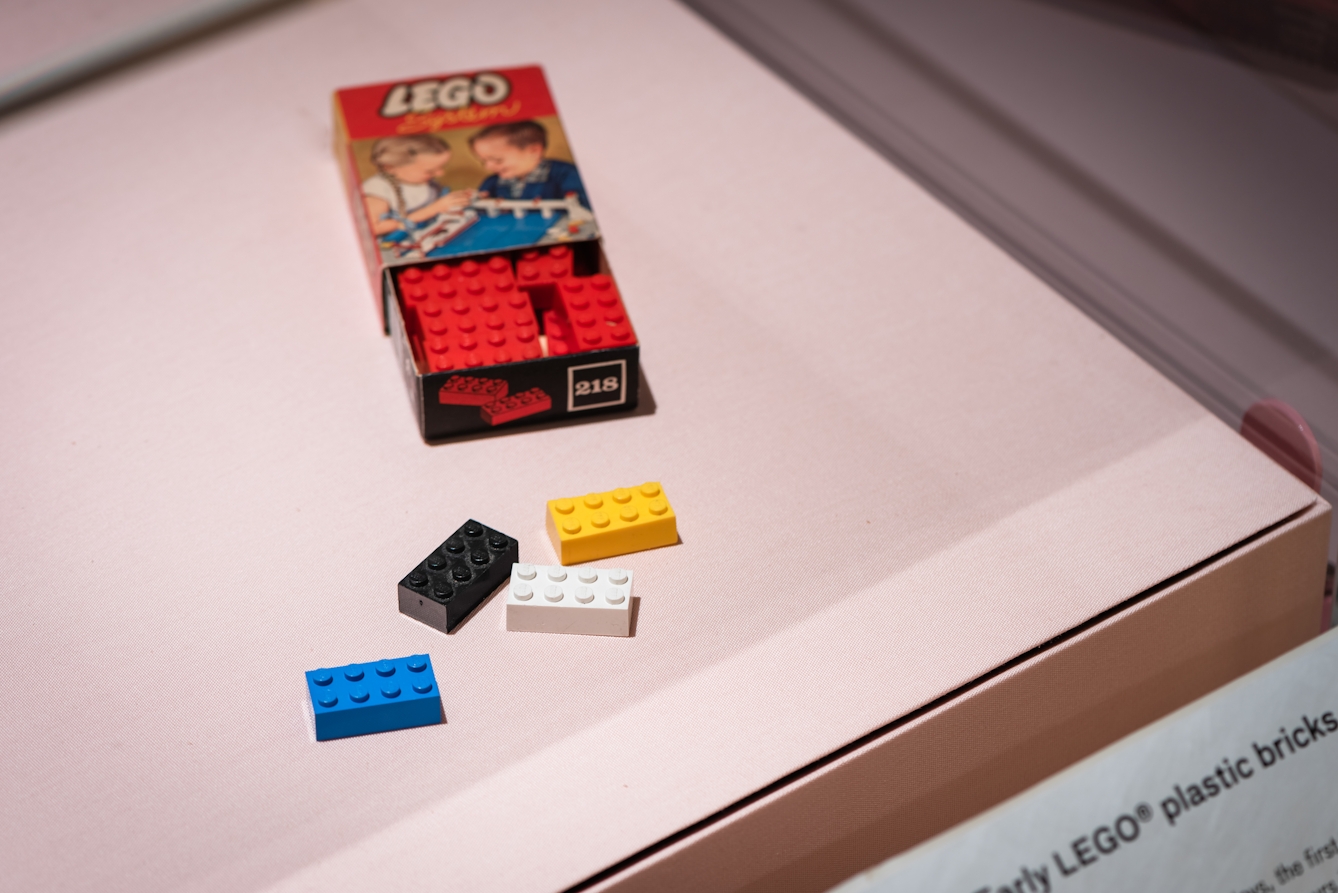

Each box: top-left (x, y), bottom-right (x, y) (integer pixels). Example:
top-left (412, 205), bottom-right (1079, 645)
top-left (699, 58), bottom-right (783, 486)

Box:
top-left (469, 120), bottom-right (590, 211)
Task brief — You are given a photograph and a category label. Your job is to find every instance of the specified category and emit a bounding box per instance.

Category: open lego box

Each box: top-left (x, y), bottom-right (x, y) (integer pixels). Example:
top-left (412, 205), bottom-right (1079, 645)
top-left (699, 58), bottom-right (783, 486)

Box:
top-left (333, 65), bottom-right (639, 441)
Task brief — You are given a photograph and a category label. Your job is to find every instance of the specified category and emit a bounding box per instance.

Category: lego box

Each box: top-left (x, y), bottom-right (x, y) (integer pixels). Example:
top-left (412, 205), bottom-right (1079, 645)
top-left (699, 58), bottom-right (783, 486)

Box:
top-left (333, 66), bottom-right (640, 441)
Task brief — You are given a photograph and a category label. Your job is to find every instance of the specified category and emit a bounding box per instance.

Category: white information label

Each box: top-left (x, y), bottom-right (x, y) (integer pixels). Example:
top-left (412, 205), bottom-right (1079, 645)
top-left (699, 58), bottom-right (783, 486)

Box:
top-left (833, 632), bottom-right (1338, 893)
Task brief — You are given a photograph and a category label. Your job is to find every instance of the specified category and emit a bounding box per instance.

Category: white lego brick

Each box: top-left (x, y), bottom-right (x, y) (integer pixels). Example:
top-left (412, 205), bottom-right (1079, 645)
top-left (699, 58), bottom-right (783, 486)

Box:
top-left (505, 563), bottom-right (632, 637)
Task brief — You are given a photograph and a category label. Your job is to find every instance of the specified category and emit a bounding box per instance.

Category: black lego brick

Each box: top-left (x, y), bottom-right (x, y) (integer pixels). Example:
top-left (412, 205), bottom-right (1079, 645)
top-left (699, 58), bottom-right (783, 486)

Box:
top-left (398, 520), bottom-right (519, 633)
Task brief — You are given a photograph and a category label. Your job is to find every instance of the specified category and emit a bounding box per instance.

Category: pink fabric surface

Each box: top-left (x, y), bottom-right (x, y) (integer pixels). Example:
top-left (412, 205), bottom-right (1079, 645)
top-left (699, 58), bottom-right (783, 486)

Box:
top-left (0, 2), bottom-right (1317, 892)
top-left (0, 0), bottom-right (196, 78)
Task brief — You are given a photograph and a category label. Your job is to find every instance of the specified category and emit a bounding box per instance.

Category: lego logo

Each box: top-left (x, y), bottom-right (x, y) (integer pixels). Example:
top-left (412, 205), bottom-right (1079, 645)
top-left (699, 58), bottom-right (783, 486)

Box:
top-left (380, 73), bottom-right (512, 117)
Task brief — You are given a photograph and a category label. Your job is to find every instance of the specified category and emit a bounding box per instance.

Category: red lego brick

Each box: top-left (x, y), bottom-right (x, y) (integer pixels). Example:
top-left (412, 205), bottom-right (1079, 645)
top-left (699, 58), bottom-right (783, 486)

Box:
top-left (553, 274), bottom-right (637, 352)
top-left (400, 251), bottom-right (635, 366)
top-left (515, 245), bottom-right (574, 295)
top-left (439, 375), bottom-right (508, 407)
top-left (542, 309), bottom-right (577, 357)
top-left (397, 257), bottom-right (541, 372)
top-left (480, 388), bottom-right (552, 426)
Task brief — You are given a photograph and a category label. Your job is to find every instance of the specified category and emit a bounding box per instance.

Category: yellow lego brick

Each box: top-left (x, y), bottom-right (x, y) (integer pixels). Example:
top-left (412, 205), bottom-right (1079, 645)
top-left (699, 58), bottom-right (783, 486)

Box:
top-left (546, 482), bottom-right (677, 564)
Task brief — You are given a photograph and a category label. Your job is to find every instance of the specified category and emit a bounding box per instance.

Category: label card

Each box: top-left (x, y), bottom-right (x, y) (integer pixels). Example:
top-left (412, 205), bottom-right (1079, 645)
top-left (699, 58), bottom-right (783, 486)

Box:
top-left (834, 632), bottom-right (1338, 893)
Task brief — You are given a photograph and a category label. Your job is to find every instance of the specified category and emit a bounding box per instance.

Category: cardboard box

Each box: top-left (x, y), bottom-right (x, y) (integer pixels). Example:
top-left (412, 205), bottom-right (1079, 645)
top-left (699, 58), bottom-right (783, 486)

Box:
top-left (333, 66), bottom-right (640, 441)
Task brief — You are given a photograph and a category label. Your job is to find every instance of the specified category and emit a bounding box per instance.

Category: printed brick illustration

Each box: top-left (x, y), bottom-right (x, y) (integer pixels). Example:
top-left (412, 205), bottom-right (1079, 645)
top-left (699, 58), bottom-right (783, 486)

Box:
top-left (306, 654), bottom-right (441, 741)
top-left (546, 482), bottom-right (676, 565)
top-left (399, 520), bottom-right (519, 633)
top-left (480, 387), bottom-right (552, 426)
top-left (439, 375), bottom-right (508, 406)
top-left (506, 563), bottom-right (633, 637)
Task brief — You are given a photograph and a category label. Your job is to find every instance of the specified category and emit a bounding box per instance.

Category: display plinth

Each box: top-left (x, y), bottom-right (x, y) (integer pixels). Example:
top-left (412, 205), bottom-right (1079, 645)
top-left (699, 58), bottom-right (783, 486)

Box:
top-left (0, 1), bottom-right (1327, 892)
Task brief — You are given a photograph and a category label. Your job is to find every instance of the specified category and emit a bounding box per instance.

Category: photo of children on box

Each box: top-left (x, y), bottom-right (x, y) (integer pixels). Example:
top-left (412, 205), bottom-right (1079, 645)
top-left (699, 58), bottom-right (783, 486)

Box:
top-left (338, 69), bottom-right (598, 263)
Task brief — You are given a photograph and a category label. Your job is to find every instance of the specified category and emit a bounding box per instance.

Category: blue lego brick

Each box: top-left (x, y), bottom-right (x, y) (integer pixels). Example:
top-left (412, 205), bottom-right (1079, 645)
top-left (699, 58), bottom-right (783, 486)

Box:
top-left (305, 654), bottom-right (442, 741)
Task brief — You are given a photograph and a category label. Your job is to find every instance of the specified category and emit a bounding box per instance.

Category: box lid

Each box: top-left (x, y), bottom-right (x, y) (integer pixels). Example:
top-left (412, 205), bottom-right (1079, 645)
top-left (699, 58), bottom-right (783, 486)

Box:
top-left (335, 65), bottom-right (601, 264)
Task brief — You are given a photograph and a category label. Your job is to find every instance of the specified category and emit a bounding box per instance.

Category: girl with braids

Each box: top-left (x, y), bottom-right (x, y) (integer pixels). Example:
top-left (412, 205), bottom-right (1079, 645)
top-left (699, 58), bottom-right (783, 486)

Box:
top-left (361, 134), bottom-right (474, 236)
